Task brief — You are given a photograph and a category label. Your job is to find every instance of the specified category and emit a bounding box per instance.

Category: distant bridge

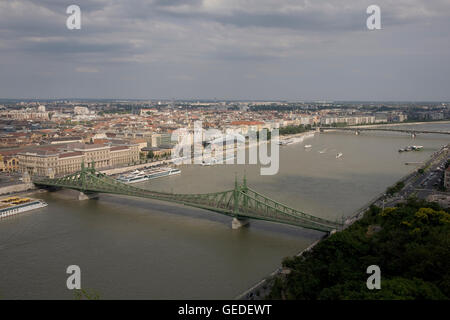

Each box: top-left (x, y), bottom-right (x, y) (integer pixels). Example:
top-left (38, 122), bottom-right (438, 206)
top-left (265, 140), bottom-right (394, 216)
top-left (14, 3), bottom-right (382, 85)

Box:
top-left (318, 127), bottom-right (450, 136)
top-left (32, 163), bottom-right (342, 233)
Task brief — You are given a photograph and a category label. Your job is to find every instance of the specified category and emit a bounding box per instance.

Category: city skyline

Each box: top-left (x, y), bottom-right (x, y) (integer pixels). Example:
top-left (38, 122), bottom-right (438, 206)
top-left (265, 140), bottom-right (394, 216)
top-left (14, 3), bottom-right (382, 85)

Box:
top-left (1, 0), bottom-right (449, 101)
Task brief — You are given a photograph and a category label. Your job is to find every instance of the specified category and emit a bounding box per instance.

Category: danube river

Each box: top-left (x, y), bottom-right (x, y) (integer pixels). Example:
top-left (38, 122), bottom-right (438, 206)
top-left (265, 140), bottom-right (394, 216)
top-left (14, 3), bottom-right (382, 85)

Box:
top-left (0, 122), bottom-right (449, 299)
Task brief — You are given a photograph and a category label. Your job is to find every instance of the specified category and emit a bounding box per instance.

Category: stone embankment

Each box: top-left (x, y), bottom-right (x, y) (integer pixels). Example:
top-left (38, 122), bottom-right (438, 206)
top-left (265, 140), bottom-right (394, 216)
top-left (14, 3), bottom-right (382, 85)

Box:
top-left (0, 183), bottom-right (36, 196)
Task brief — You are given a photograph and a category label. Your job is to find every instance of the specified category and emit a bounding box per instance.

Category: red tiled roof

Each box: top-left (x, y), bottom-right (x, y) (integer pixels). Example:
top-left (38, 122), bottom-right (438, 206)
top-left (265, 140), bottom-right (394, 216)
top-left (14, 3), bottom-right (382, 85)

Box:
top-left (59, 151), bottom-right (83, 158)
top-left (110, 146), bottom-right (129, 151)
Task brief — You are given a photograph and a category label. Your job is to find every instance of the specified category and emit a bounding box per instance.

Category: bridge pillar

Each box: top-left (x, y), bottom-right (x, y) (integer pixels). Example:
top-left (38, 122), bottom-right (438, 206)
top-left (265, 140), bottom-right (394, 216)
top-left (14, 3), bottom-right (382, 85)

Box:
top-left (231, 217), bottom-right (249, 229)
top-left (78, 191), bottom-right (99, 201)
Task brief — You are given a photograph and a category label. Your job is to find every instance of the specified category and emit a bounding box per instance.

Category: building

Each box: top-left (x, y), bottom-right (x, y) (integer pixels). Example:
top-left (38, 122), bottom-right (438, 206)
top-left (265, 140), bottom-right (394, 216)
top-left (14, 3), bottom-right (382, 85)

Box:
top-left (141, 146), bottom-right (172, 158)
top-left (0, 109), bottom-right (49, 120)
top-left (0, 152), bottom-right (20, 172)
top-left (74, 106), bottom-right (90, 115)
top-left (140, 108), bottom-right (158, 116)
top-left (49, 137), bottom-right (84, 144)
top-left (427, 193), bottom-right (450, 209)
top-left (150, 133), bottom-right (172, 147)
top-left (17, 142), bottom-right (140, 177)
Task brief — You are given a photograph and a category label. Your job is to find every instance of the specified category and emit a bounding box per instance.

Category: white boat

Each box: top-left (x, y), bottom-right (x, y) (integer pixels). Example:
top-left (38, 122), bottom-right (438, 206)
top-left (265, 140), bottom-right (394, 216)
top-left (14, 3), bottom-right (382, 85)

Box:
top-left (319, 148), bottom-right (327, 154)
top-left (117, 167), bottom-right (181, 183)
top-left (168, 168), bottom-right (181, 175)
top-left (0, 197), bottom-right (47, 219)
top-left (279, 139), bottom-right (294, 146)
top-left (336, 153), bottom-right (343, 159)
top-left (118, 172), bottom-right (148, 183)
top-left (145, 167), bottom-right (181, 179)
top-left (304, 144), bottom-right (312, 148)
top-left (399, 145), bottom-right (424, 152)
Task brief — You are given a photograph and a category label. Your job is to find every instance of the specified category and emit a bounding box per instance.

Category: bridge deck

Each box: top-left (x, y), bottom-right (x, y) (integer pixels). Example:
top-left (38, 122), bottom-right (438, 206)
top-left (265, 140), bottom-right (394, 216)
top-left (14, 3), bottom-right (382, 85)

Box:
top-left (319, 127), bottom-right (450, 135)
top-left (32, 165), bottom-right (342, 233)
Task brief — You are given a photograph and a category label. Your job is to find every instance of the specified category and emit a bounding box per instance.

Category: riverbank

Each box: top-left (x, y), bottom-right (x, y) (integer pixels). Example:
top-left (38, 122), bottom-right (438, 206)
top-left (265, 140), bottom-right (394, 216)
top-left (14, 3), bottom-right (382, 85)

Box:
top-left (267, 198), bottom-right (450, 299)
top-left (235, 234), bottom-right (328, 300)
top-left (0, 182), bottom-right (36, 196)
top-left (236, 143), bottom-right (449, 300)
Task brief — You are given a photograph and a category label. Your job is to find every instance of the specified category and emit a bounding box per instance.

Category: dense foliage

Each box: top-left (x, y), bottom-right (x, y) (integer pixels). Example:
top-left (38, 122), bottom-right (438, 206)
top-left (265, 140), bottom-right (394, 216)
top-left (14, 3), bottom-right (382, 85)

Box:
top-left (268, 199), bottom-right (450, 299)
top-left (279, 124), bottom-right (312, 135)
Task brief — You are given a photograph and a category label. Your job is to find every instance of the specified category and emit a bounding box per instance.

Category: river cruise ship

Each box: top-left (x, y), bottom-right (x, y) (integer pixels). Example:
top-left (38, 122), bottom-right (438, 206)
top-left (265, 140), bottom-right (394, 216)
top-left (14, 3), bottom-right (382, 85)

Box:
top-left (117, 167), bottom-right (181, 184)
top-left (0, 197), bottom-right (48, 219)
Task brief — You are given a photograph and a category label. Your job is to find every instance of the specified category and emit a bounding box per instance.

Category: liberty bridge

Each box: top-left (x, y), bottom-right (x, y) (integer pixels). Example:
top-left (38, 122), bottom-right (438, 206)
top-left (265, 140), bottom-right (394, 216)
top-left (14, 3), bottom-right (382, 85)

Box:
top-left (32, 162), bottom-right (343, 233)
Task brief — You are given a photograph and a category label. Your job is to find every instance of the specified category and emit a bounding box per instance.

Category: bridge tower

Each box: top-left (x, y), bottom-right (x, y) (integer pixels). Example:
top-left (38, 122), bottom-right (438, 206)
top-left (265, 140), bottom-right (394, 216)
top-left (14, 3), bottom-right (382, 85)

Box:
top-left (77, 160), bottom-right (99, 201)
top-left (231, 174), bottom-right (249, 229)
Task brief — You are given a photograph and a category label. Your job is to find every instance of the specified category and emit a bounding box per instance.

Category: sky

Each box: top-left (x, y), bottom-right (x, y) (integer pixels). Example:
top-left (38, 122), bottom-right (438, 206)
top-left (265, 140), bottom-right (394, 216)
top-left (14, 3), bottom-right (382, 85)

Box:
top-left (0, 0), bottom-right (449, 101)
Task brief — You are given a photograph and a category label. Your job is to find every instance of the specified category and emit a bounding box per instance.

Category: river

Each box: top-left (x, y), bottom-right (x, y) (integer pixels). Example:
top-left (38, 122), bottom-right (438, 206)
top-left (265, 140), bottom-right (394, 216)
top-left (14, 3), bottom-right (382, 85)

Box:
top-left (0, 122), bottom-right (448, 299)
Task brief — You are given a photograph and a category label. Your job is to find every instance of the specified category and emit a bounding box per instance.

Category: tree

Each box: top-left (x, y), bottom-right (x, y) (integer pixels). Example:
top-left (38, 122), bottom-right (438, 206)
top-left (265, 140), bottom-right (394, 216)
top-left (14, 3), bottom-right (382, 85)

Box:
top-left (267, 199), bottom-right (450, 300)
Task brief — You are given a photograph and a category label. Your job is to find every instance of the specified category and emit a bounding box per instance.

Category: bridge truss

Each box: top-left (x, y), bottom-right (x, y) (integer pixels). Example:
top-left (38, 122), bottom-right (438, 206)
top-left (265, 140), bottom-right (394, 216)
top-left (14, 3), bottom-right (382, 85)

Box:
top-left (33, 163), bottom-right (342, 233)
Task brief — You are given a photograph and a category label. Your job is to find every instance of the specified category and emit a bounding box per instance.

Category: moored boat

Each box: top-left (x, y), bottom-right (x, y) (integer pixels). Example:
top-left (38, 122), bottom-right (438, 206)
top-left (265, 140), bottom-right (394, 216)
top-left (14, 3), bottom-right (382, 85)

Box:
top-left (0, 197), bottom-right (47, 219)
top-left (117, 167), bottom-right (181, 183)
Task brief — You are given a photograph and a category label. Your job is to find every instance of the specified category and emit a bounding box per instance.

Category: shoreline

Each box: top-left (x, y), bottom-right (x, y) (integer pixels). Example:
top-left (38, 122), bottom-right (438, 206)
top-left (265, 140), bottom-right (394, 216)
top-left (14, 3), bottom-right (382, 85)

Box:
top-left (234, 233), bottom-right (328, 300)
top-left (234, 142), bottom-right (449, 300)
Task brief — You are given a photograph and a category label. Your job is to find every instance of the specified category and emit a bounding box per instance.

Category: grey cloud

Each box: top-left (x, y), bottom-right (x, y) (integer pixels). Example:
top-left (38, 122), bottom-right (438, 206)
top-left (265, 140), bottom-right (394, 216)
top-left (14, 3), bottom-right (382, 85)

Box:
top-left (0, 0), bottom-right (449, 100)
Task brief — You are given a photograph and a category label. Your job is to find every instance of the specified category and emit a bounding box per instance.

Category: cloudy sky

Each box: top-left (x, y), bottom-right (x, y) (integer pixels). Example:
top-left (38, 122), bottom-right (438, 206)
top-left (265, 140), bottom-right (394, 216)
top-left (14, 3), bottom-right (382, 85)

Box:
top-left (0, 0), bottom-right (449, 100)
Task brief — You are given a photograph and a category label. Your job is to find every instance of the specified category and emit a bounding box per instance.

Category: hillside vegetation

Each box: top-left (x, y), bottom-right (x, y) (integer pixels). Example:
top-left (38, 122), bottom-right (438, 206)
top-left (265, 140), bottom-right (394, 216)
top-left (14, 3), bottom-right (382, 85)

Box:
top-left (268, 199), bottom-right (450, 299)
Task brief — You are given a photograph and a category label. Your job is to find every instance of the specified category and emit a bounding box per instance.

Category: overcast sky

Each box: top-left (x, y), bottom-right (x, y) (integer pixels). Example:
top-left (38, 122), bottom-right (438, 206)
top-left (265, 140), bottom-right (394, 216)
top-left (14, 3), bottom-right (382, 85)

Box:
top-left (0, 0), bottom-right (449, 101)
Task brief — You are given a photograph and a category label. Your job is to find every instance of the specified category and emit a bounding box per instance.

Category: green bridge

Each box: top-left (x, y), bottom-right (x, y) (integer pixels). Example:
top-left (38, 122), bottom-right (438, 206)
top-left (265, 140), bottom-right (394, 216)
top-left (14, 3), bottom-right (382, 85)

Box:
top-left (32, 163), bottom-right (343, 233)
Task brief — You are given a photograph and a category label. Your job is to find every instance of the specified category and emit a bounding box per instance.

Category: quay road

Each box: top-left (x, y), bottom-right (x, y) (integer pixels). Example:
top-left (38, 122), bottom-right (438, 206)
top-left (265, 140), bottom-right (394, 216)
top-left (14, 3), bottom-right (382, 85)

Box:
top-left (345, 143), bottom-right (449, 225)
top-left (237, 144), bottom-right (449, 300)
top-left (395, 144), bottom-right (449, 201)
